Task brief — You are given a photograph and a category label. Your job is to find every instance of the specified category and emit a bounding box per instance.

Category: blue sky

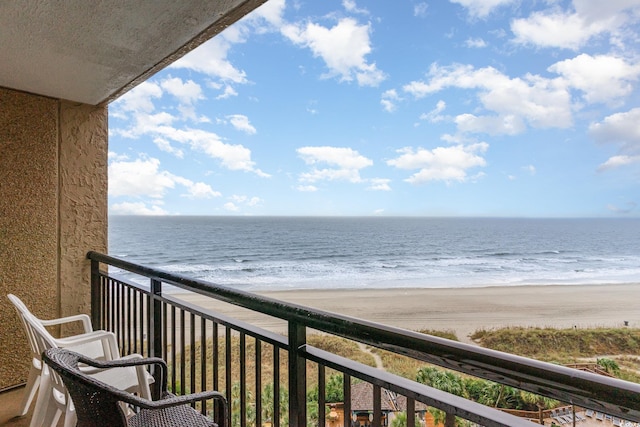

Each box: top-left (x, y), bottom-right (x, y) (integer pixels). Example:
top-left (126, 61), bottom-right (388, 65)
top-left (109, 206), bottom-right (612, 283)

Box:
top-left (108, 0), bottom-right (640, 217)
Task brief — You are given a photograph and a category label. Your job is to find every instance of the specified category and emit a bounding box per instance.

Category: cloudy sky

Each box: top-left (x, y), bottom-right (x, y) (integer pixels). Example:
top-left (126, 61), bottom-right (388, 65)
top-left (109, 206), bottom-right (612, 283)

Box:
top-left (108, 0), bottom-right (640, 217)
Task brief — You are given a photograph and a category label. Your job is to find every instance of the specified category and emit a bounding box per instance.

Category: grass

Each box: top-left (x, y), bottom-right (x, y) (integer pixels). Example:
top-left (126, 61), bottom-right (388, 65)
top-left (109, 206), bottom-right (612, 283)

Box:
top-left (471, 326), bottom-right (640, 360)
top-left (169, 325), bottom-right (640, 402)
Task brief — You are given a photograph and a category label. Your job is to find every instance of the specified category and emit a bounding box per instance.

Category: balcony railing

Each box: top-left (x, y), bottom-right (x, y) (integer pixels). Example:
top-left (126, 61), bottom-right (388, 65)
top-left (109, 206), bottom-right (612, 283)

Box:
top-left (88, 251), bottom-right (640, 427)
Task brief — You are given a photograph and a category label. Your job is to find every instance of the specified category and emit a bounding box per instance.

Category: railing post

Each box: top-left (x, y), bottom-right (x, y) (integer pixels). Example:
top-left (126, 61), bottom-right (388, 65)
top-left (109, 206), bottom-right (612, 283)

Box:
top-left (90, 259), bottom-right (101, 329)
top-left (288, 321), bottom-right (306, 427)
top-left (150, 279), bottom-right (163, 397)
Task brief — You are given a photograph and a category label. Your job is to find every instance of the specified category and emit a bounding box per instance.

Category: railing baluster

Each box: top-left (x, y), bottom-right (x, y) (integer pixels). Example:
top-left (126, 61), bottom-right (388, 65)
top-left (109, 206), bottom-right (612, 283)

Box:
top-left (200, 317), bottom-right (207, 414)
top-left (407, 397), bottom-right (415, 427)
top-left (225, 326), bottom-right (232, 417)
top-left (190, 312), bottom-right (196, 404)
top-left (343, 374), bottom-right (351, 427)
top-left (255, 338), bottom-right (262, 427)
top-left (288, 322), bottom-right (306, 427)
top-left (180, 309), bottom-right (186, 395)
top-left (109, 279), bottom-right (115, 333)
top-left (373, 384), bottom-right (381, 427)
top-left (318, 364), bottom-right (326, 427)
top-left (274, 346), bottom-right (280, 427)
top-left (132, 290), bottom-right (138, 354)
top-left (126, 286), bottom-right (132, 354)
top-left (212, 322), bottom-right (219, 422)
top-left (240, 332), bottom-right (246, 427)
top-left (90, 259), bottom-right (101, 328)
top-left (171, 305), bottom-right (176, 393)
top-left (116, 282), bottom-right (122, 353)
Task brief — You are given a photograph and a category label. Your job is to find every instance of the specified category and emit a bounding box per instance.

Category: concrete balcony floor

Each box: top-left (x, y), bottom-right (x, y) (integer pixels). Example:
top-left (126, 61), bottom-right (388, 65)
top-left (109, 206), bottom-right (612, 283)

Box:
top-left (0, 386), bottom-right (33, 427)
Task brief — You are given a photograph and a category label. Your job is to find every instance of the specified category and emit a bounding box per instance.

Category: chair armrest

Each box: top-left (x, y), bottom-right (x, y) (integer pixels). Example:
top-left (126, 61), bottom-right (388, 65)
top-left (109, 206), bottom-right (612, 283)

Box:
top-left (142, 390), bottom-right (227, 410)
top-left (56, 330), bottom-right (120, 360)
top-left (63, 351), bottom-right (226, 422)
top-left (75, 353), bottom-right (168, 393)
top-left (78, 353), bottom-right (144, 374)
top-left (40, 313), bottom-right (93, 333)
top-left (78, 353), bottom-right (154, 399)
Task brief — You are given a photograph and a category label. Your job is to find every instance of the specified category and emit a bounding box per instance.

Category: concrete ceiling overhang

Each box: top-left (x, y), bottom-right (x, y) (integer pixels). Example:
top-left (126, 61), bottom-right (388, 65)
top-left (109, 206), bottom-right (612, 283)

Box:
top-left (0, 0), bottom-right (267, 105)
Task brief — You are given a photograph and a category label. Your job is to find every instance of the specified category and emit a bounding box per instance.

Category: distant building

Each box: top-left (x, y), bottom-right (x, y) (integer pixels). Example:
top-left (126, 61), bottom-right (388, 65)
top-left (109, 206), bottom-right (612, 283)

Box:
top-left (327, 382), bottom-right (428, 427)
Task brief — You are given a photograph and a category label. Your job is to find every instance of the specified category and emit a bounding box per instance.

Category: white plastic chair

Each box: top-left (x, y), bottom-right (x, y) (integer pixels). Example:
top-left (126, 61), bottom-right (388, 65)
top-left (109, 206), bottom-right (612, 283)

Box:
top-left (8, 294), bottom-right (152, 427)
top-left (8, 294), bottom-right (100, 416)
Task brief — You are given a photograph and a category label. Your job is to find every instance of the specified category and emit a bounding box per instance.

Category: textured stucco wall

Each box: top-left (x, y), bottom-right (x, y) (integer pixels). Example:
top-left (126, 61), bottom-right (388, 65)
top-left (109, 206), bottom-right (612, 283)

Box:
top-left (59, 101), bottom-right (108, 319)
top-left (0, 88), bottom-right (107, 390)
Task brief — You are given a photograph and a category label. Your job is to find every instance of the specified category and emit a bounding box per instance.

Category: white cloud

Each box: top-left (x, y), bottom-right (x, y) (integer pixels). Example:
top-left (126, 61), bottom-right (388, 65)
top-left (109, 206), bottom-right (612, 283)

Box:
top-left (114, 81), bottom-right (162, 114)
top-left (282, 18), bottom-right (386, 87)
top-left (221, 195), bottom-right (263, 212)
top-left (511, 1), bottom-right (640, 50)
top-left (171, 37), bottom-right (248, 84)
top-left (157, 127), bottom-right (269, 176)
top-left (598, 155), bottom-right (640, 171)
top-left (523, 164), bottom-right (536, 175)
top-left (414, 3), bottom-right (429, 17)
top-left (249, 0), bottom-right (286, 28)
top-left (450, 0), bottom-right (516, 18)
top-left (465, 37), bottom-right (487, 48)
top-left (227, 114), bottom-right (257, 135)
top-left (420, 100), bottom-right (447, 123)
top-left (343, 0), bottom-right (369, 15)
top-left (111, 83), bottom-right (269, 177)
top-left (455, 113), bottom-right (526, 135)
top-left (367, 178), bottom-right (391, 191)
top-left (590, 108), bottom-right (640, 153)
top-left (607, 201), bottom-right (637, 214)
top-left (590, 108), bottom-right (640, 171)
top-left (109, 157), bottom-right (221, 200)
top-left (297, 146), bottom-right (373, 183)
top-left (296, 185), bottom-right (318, 192)
top-left (180, 181), bottom-right (221, 199)
top-left (387, 143), bottom-right (488, 184)
top-left (108, 151), bottom-right (129, 162)
top-left (381, 89), bottom-right (401, 112)
top-left (110, 202), bottom-right (168, 216)
top-left (153, 137), bottom-right (184, 158)
top-left (109, 157), bottom-right (177, 198)
top-left (549, 54), bottom-right (640, 105)
top-left (404, 63), bottom-right (572, 134)
top-left (216, 85), bottom-right (238, 100)
top-left (224, 202), bottom-right (240, 212)
top-left (160, 77), bottom-right (203, 104)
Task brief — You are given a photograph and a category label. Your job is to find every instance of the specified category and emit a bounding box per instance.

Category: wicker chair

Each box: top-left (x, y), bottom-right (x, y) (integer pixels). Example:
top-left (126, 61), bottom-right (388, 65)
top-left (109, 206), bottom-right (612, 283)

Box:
top-left (43, 348), bottom-right (227, 427)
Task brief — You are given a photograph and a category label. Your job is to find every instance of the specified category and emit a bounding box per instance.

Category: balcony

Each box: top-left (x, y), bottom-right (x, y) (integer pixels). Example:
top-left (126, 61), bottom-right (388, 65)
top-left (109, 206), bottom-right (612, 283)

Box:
top-left (2, 251), bottom-right (640, 427)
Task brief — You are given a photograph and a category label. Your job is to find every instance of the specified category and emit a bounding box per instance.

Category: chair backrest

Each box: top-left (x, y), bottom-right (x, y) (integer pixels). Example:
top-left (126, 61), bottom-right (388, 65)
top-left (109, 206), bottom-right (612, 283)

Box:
top-left (43, 348), bottom-right (130, 427)
top-left (9, 295), bottom-right (74, 399)
top-left (8, 294), bottom-right (41, 361)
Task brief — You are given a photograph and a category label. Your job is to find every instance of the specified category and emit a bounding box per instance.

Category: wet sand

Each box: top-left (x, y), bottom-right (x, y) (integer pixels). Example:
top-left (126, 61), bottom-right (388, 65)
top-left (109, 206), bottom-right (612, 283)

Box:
top-left (174, 283), bottom-right (640, 343)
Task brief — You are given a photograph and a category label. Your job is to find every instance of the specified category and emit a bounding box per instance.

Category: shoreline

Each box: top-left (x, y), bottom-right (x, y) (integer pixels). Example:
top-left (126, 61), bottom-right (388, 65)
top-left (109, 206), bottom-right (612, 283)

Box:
top-left (175, 283), bottom-right (640, 344)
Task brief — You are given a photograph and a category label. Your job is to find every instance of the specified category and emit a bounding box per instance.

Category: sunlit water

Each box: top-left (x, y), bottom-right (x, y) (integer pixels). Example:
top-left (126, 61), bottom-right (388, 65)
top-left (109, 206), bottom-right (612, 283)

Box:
top-left (109, 216), bottom-right (640, 292)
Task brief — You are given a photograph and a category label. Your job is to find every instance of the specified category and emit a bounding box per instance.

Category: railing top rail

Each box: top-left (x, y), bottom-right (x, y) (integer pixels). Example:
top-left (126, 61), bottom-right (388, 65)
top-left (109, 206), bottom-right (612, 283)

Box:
top-left (88, 251), bottom-right (640, 420)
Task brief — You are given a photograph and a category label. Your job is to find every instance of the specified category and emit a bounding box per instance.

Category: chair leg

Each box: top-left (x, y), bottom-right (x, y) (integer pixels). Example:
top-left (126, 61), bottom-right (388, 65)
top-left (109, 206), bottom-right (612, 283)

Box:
top-left (29, 371), bottom-right (51, 427)
top-left (62, 399), bottom-right (76, 427)
top-left (18, 364), bottom-right (40, 416)
top-left (42, 404), bottom-right (62, 427)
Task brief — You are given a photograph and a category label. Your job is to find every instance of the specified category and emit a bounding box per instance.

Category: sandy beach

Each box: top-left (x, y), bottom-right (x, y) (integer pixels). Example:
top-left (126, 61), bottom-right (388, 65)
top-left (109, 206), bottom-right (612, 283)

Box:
top-left (175, 283), bottom-right (640, 344)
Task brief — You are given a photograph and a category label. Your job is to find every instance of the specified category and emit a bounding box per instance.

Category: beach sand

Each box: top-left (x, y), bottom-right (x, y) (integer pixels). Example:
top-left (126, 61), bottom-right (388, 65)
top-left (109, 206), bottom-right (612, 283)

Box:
top-left (175, 283), bottom-right (640, 344)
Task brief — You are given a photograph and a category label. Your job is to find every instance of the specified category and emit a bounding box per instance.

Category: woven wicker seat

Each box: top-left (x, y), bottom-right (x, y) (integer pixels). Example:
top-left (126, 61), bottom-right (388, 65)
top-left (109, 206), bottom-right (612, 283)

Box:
top-left (43, 348), bottom-right (227, 427)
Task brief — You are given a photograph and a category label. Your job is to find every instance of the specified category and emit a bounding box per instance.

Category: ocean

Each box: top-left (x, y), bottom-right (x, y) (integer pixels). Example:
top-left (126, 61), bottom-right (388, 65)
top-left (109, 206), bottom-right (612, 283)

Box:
top-left (108, 216), bottom-right (640, 292)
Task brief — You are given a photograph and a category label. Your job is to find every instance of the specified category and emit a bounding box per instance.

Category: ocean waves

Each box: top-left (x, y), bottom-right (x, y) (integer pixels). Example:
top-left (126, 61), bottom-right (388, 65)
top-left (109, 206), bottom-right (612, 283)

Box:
top-left (109, 216), bottom-right (640, 291)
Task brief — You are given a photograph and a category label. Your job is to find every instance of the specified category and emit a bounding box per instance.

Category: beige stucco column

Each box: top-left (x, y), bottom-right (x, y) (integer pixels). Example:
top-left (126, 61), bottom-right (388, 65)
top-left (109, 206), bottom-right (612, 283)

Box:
top-left (0, 87), bottom-right (108, 390)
